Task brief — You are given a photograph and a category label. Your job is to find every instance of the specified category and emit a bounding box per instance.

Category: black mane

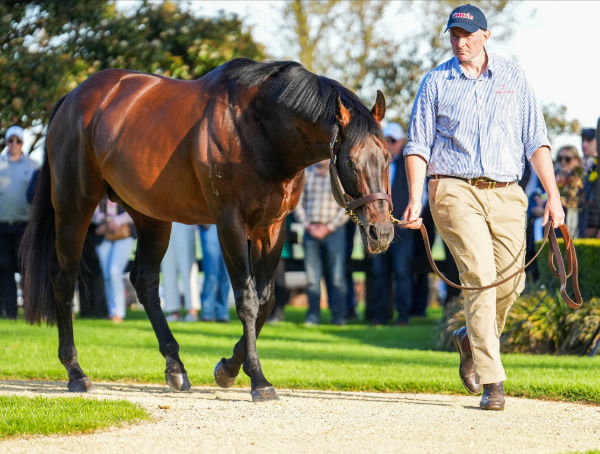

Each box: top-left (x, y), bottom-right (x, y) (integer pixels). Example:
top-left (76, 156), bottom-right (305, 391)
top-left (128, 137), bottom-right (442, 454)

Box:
top-left (223, 58), bottom-right (383, 143)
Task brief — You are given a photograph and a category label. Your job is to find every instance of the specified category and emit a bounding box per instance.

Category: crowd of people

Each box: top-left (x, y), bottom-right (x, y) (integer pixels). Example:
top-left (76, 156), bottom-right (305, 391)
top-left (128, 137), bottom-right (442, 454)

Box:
top-left (0, 115), bottom-right (597, 327)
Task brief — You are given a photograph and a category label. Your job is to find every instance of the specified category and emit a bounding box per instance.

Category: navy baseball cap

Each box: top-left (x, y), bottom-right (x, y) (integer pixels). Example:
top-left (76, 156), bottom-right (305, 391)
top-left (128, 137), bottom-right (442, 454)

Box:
top-left (581, 128), bottom-right (596, 140)
top-left (445, 4), bottom-right (487, 33)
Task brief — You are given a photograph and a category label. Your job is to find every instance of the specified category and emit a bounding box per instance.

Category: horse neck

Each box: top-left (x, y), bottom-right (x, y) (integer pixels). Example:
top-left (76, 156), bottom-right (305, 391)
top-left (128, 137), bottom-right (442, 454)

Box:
top-left (277, 119), bottom-right (333, 174)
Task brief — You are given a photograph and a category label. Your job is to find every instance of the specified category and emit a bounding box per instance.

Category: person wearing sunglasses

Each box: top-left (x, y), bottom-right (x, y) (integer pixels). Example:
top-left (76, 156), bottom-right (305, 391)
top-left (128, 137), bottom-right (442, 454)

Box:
top-left (555, 145), bottom-right (584, 237)
top-left (0, 125), bottom-right (39, 319)
top-left (580, 128), bottom-right (599, 238)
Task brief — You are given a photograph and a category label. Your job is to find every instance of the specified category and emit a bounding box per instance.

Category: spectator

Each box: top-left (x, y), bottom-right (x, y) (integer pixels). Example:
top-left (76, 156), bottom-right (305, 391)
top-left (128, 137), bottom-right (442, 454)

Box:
top-left (0, 125), bottom-right (38, 319)
top-left (78, 224), bottom-right (109, 318)
top-left (521, 161), bottom-right (544, 281)
top-left (402, 4), bottom-right (564, 411)
top-left (343, 222), bottom-right (359, 320)
top-left (161, 223), bottom-right (200, 322)
top-left (370, 122), bottom-right (414, 326)
top-left (554, 145), bottom-right (584, 237)
top-left (93, 198), bottom-right (135, 323)
top-left (295, 160), bottom-right (348, 326)
top-left (199, 224), bottom-right (231, 322)
top-left (580, 128), bottom-right (599, 238)
top-left (268, 216), bottom-right (294, 323)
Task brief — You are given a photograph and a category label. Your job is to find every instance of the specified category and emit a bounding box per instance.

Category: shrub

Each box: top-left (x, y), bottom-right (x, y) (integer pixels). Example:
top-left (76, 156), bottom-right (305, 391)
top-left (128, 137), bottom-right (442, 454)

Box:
top-left (536, 238), bottom-right (600, 301)
top-left (437, 289), bottom-right (600, 355)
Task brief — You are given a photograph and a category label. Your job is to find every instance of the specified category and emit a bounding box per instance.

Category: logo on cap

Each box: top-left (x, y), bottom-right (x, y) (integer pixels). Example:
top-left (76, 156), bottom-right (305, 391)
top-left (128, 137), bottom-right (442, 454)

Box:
top-left (452, 12), bottom-right (473, 20)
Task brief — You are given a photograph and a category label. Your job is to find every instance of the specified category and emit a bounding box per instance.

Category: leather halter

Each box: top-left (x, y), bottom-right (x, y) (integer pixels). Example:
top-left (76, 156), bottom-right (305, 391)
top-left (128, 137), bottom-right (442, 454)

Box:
top-left (327, 125), bottom-right (393, 226)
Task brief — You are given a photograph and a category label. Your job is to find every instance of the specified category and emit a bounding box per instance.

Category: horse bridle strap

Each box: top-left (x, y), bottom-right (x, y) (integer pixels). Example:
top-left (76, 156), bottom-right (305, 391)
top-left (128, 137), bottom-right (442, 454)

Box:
top-left (391, 217), bottom-right (583, 309)
top-left (328, 125), bottom-right (393, 224)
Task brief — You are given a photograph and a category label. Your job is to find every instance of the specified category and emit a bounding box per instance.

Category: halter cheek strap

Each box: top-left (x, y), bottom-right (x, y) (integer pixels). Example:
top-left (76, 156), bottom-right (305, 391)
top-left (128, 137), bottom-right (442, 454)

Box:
top-left (327, 125), bottom-right (393, 226)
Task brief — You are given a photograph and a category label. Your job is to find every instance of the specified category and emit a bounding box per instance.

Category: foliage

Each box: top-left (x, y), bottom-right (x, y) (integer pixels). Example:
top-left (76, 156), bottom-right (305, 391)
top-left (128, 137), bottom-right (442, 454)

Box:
top-left (0, 395), bottom-right (149, 438)
top-left (536, 238), bottom-right (600, 301)
top-left (276, 0), bottom-right (577, 134)
top-left (0, 0), bottom-right (264, 150)
top-left (543, 103), bottom-right (581, 140)
top-left (279, 1), bottom-right (516, 126)
top-left (1, 306), bottom-right (600, 403)
top-left (439, 289), bottom-right (600, 356)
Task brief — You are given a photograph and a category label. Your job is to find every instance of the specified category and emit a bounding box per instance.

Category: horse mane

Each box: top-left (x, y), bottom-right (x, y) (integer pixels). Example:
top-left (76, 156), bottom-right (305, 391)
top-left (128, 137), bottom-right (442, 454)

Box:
top-left (222, 58), bottom-right (382, 143)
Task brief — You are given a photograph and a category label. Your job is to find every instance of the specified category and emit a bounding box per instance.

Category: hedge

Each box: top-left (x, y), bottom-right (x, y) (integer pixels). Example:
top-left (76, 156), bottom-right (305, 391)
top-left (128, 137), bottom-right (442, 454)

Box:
top-left (536, 238), bottom-right (600, 301)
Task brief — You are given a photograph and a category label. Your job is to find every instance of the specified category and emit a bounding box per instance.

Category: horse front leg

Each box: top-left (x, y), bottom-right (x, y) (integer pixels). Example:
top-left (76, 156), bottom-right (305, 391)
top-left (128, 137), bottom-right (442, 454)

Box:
top-left (213, 218), bottom-right (283, 402)
top-left (128, 215), bottom-right (190, 391)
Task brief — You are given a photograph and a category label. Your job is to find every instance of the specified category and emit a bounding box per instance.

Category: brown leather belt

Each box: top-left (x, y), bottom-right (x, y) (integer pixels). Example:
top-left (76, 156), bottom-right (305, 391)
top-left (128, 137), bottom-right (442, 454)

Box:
top-left (432, 175), bottom-right (516, 189)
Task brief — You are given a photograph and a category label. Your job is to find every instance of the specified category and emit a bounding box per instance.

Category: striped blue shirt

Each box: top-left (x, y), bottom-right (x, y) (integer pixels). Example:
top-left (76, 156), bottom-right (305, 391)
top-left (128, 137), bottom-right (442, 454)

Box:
top-left (403, 53), bottom-right (550, 182)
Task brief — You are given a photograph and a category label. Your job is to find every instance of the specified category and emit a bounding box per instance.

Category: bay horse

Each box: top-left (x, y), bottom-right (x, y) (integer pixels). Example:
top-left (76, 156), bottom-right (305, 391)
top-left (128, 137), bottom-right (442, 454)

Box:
top-left (20, 58), bottom-right (394, 401)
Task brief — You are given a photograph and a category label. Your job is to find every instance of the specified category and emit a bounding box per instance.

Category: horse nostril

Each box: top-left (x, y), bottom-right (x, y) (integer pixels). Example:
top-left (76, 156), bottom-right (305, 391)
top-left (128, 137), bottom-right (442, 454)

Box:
top-left (368, 225), bottom-right (378, 241)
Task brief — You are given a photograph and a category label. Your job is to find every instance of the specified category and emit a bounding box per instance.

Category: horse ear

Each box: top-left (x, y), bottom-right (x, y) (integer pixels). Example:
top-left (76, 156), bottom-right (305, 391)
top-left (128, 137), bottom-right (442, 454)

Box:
top-left (371, 90), bottom-right (386, 123)
top-left (335, 94), bottom-right (351, 129)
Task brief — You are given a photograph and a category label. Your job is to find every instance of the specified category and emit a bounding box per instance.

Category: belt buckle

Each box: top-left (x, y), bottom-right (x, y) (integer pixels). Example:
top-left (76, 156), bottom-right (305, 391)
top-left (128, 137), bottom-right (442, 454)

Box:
top-left (473, 178), bottom-right (495, 189)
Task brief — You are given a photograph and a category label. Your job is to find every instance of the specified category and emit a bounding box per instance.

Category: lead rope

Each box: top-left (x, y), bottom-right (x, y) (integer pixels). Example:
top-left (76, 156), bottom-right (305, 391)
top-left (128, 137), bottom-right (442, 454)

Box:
top-left (390, 215), bottom-right (583, 309)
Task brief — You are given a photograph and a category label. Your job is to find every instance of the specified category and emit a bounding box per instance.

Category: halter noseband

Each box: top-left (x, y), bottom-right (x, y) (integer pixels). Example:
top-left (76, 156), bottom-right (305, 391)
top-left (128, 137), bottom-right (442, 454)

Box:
top-left (327, 125), bottom-right (393, 227)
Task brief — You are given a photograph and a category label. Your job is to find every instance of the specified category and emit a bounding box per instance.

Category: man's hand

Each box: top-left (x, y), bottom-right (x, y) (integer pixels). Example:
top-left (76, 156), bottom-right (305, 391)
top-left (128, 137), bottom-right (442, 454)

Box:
top-left (543, 194), bottom-right (565, 229)
top-left (401, 201), bottom-right (423, 230)
top-left (306, 223), bottom-right (330, 240)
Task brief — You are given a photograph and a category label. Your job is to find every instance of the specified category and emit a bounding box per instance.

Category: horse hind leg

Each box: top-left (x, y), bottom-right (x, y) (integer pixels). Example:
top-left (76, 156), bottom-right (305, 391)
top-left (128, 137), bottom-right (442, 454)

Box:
top-left (127, 213), bottom-right (190, 391)
top-left (53, 204), bottom-right (100, 392)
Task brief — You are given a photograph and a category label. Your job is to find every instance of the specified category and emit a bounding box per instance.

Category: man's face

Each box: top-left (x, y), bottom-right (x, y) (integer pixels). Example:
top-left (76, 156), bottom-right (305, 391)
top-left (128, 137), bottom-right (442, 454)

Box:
top-left (6, 135), bottom-right (23, 159)
top-left (385, 137), bottom-right (404, 158)
top-left (449, 28), bottom-right (490, 63)
top-left (582, 138), bottom-right (597, 158)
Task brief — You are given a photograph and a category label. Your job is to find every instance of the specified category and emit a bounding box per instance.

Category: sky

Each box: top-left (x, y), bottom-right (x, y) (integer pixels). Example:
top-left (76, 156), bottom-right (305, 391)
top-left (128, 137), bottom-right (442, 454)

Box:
top-left (194, 0), bottom-right (600, 150)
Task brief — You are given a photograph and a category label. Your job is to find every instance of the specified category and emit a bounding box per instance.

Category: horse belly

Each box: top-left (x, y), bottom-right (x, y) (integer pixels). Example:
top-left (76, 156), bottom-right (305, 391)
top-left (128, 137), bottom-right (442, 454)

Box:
top-left (102, 157), bottom-right (214, 224)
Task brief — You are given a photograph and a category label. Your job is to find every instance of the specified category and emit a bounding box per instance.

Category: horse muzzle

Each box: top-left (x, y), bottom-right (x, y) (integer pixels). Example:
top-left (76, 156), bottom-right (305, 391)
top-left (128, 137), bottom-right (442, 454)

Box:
top-left (364, 221), bottom-right (394, 254)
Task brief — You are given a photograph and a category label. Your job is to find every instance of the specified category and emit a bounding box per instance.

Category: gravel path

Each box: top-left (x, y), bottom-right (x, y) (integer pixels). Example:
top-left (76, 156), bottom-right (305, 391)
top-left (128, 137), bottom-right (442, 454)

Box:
top-left (1, 380), bottom-right (599, 454)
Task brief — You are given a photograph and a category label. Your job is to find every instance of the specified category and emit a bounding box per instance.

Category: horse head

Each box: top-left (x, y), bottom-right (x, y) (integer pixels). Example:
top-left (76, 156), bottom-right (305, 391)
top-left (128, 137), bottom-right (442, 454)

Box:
top-left (329, 90), bottom-right (394, 254)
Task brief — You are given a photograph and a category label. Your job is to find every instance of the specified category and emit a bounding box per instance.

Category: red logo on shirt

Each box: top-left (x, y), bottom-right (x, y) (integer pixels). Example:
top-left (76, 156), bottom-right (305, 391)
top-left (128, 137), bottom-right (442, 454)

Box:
top-left (495, 84), bottom-right (514, 94)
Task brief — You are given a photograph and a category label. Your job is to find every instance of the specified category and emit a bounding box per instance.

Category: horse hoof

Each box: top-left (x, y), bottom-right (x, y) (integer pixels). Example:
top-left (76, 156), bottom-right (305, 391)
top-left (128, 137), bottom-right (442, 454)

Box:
top-left (251, 386), bottom-right (279, 402)
top-left (165, 372), bottom-right (191, 391)
top-left (68, 377), bottom-right (93, 392)
top-left (213, 360), bottom-right (236, 388)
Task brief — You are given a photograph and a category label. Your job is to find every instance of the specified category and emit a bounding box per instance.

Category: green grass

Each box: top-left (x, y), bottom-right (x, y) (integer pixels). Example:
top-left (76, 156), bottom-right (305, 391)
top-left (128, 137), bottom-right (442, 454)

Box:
top-left (0, 395), bottom-right (149, 439)
top-left (1, 305), bottom-right (599, 404)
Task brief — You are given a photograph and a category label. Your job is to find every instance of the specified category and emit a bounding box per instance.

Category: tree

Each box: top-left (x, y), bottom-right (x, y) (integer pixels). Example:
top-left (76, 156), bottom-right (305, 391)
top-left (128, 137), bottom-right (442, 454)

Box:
top-left (277, 0), bottom-right (576, 135)
top-left (0, 0), bottom-right (265, 151)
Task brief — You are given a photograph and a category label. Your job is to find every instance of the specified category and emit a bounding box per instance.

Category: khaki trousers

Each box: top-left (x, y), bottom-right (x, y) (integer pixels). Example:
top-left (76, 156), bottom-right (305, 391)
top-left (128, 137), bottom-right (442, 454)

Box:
top-left (429, 178), bottom-right (528, 384)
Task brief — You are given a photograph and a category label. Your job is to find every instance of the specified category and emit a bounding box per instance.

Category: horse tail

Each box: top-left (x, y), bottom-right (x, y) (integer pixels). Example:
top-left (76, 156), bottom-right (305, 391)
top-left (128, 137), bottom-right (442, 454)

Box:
top-left (20, 95), bottom-right (67, 325)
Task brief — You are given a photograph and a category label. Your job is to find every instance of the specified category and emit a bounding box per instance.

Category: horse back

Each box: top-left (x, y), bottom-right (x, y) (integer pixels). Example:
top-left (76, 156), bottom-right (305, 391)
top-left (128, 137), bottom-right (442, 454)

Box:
top-left (50, 69), bottom-right (223, 223)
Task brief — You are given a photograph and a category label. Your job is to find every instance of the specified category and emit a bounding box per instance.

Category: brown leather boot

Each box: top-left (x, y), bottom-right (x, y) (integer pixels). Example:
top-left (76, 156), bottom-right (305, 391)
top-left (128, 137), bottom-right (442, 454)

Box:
top-left (452, 327), bottom-right (481, 394)
top-left (480, 382), bottom-right (505, 410)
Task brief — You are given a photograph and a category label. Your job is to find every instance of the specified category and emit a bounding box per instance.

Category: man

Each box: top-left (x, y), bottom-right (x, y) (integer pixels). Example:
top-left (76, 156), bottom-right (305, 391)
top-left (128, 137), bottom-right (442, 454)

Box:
top-left (295, 160), bottom-right (348, 326)
top-left (580, 128), bottom-right (599, 238)
top-left (0, 125), bottom-right (38, 319)
top-left (402, 4), bottom-right (564, 411)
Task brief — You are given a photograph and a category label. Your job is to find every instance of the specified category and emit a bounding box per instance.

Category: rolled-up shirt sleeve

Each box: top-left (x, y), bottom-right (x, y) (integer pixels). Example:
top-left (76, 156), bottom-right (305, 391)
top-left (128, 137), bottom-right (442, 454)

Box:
top-left (403, 76), bottom-right (436, 162)
top-left (521, 74), bottom-right (550, 160)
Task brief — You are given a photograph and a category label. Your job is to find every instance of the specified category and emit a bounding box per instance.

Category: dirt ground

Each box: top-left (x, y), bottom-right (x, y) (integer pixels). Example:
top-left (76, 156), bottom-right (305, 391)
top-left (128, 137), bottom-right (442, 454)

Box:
top-left (1, 380), bottom-right (599, 454)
